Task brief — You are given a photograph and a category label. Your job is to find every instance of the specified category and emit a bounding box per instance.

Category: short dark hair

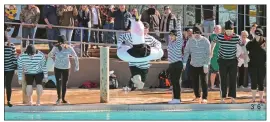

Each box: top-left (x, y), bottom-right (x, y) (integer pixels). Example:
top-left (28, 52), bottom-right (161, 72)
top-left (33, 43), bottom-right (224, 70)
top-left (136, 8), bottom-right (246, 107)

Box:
top-left (164, 6), bottom-right (170, 10)
top-left (143, 22), bottom-right (150, 29)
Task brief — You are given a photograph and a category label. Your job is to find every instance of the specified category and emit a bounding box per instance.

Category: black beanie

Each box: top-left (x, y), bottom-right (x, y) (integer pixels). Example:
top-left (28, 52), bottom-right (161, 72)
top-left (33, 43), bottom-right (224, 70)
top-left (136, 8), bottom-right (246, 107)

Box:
top-left (255, 28), bottom-right (263, 36)
top-left (58, 35), bottom-right (67, 44)
top-left (170, 30), bottom-right (177, 36)
top-left (193, 26), bottom-right (202, 34)
top-left (225, 20), bottom-right (234, 30)
top-left (25, 44), bottom-right (37, 55)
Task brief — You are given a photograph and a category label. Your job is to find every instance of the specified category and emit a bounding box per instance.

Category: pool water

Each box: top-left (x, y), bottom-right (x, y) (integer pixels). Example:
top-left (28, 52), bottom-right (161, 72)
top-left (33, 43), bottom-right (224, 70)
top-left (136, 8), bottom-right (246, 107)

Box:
top-left (5, 110), bottom-right (266, 120)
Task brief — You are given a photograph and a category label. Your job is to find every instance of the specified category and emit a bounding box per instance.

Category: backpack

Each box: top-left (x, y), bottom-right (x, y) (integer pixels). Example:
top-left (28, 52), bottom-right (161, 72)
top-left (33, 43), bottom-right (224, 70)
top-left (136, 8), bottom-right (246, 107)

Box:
top-left (158, 70), bottom-right (171, 88)
top-left (79, 81), bottom-right (98, 89)
top-left (44, 80), bottom-right (56, 88)
top-left (109, 76), bottom-right (119, 89)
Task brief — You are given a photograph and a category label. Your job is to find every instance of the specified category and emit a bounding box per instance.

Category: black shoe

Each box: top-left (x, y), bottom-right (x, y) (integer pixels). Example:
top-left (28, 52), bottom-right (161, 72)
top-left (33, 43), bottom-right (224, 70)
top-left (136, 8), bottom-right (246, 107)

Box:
top-left (131, 87), bottom-right (137, 91)
top-left (7, 101), bottom-right (13, 107)
top-left (62, 100), bottom-right (70, 104)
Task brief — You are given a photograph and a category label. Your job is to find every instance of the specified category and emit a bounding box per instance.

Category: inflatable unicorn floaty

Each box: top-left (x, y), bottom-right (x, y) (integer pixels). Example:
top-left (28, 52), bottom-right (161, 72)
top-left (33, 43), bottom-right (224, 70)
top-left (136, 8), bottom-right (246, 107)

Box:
top-left (117, 15), bottom-right (164, 89)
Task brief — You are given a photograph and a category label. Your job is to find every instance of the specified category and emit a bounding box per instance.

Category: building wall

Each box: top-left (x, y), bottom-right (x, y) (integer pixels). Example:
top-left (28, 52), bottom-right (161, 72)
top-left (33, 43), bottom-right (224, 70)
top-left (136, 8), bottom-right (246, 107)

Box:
top-left (11, 58), bottom-right (170, 88)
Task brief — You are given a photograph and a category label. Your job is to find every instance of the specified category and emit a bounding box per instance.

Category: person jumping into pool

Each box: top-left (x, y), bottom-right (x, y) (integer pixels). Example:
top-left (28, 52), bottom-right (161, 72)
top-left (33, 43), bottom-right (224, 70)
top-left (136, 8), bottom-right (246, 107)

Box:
top-left (17, 44), bottom-right (48, 106)
top-left (48, 35), bottom-right (79, 105)
top-left (211, 20), bottom-right (241, 104)
top-left (246, 28), bottom-right (266, 103)
top-left (117, 13), bottom-right (163, 91)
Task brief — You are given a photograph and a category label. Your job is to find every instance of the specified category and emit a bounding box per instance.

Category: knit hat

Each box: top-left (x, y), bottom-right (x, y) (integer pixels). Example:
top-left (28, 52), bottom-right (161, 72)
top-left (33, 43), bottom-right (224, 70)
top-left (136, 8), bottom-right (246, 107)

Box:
top-left (25, 44), bottom-right (37, 55)
top-left (170, 30), bottom-right (177, 36)
top-left (225, 20), bottom-right (234, 30)
top-left (58, 35), bottom-right (67, 44)
top-left (193, 26), bottom-right (202, 34)
top-left (255, 28), bottom-right (263, 36)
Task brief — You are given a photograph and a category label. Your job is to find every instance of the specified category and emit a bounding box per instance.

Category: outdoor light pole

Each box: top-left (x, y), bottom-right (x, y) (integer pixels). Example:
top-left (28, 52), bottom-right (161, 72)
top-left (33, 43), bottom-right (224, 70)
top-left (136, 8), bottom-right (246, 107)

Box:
top-left (100, 46), bottom-right (110, 103)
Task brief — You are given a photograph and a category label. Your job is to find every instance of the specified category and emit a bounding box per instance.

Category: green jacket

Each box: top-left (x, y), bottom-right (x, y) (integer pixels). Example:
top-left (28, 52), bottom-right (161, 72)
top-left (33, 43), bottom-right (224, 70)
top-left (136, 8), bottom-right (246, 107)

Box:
top-left (210, 34), bottom-right (220, 71)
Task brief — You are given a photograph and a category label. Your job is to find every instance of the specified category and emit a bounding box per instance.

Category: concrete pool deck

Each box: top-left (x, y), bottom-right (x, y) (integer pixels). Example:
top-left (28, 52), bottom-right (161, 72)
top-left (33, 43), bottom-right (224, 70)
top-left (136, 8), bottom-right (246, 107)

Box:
top-left (5, 88), bottom-right (266, 109)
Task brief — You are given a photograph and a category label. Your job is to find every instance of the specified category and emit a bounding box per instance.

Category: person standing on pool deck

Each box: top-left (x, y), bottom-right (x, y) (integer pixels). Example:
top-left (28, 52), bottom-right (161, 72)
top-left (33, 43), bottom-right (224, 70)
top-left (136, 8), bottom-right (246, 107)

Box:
top-left (183, 26), bottom-right (211, 104)
top-left (211, 20), bottom-right (241, 104)
top-left (167, 19), bottom-right (184, 104)
top-left (4, 32), bottom-right (17, 107)
top-left (48, 35), bottom-right (79, 105)
top-left (209, 25), bottom-right (222, 90)
top-left (17, 45), bottom-right (48, 106)
top-left (246, 28), bottom-right (266, 103)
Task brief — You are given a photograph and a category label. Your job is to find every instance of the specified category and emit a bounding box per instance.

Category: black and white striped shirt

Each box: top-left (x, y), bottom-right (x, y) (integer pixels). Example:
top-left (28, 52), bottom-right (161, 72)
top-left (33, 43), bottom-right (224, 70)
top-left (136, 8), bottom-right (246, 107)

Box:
top-left (17, 51), bottom-right (48, 80)
top-left (4, 43), bottom-right (17, 71)
top-left (118, 33), bottom-right (162, 69)
top-left (183, 36), bottom-right (211, 67)
top-left (168, 20), bottom-right (183, 63)
top-left (214, 34), bottom-right (241, 59)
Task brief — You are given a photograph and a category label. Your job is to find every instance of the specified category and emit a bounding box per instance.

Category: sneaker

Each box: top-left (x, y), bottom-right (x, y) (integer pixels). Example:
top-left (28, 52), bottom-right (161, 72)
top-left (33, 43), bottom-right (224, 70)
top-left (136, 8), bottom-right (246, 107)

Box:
top-left (56, 99), bottom-right (61, 105)
top-left (131, 75), bottom-right (144, 89)
top-left (7, 101), bottom-right (13, 107)
top-left (168, 99), bottom-right (181, 104)
top-left (239, 86), bottom-right (244, 89)
top-left (201, 99), bottom-right (208, 104)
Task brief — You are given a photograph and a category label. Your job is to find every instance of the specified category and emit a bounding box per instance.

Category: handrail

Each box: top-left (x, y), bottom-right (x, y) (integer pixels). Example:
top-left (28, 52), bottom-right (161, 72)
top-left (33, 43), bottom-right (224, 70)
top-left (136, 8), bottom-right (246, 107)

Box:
top-left (4, 22), bottom-right (171, 34)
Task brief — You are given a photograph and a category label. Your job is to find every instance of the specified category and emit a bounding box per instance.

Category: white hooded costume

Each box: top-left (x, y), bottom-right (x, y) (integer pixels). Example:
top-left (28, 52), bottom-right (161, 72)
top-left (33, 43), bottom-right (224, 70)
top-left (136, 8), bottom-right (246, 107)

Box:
top-left (117, 18), bottom-right (164, 89)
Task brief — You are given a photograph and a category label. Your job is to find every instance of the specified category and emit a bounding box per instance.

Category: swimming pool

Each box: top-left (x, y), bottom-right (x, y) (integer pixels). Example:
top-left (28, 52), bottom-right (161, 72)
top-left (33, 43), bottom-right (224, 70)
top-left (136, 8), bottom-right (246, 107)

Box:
top-left (5, 104), bottom-right (266, 120)
top-left (5, 110), bottom-right (265, 120)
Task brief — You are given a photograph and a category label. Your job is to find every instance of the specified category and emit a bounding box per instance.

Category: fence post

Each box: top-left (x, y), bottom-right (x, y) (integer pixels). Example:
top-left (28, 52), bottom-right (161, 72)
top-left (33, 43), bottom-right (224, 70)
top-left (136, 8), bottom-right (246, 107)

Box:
top-left (100, 46), bottom-right (109, 103)
top-left (19, 25), bottom-right (29, 104)
top-left (80, 29), bottom-right (83, 57)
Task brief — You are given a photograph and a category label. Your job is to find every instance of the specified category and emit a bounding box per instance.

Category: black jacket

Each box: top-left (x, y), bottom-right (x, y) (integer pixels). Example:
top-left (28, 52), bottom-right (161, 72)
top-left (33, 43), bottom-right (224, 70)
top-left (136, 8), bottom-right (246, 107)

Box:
top-left (246, 39), bottom-right (266, 67)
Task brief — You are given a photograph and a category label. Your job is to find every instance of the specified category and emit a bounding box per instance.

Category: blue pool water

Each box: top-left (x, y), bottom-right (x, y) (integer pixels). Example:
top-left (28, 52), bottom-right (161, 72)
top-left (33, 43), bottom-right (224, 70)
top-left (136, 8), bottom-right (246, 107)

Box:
top-left (5, 110), bottom-right (266, 120)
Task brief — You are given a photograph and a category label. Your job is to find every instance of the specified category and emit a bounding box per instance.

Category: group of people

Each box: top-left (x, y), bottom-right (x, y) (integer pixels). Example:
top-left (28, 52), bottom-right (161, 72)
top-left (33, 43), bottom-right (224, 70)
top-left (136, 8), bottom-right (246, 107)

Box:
top-left (5, 27), bottom-right (80, 107)
top-left (117, 15), bottom-right (266, 104)
top-left (4, 5), bottom-right (266, 106)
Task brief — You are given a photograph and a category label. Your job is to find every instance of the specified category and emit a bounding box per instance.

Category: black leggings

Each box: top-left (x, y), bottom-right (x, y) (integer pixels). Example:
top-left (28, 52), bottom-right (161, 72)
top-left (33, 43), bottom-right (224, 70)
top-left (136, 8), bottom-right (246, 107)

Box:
top-left (249, 65), bottom-right (266, 91)
top-left (128, 66), bottom-right (149, 88)
top-left (190, 65), bottom-right (208, 99)
top-left (25, 73), bottom-right (44, 85)
top-left (4, 71), bottom-right (15, 102)
top-left (54, 68), bottom-right (70, 100)
top-left (218, 59), bottom-right (238, 98)
top-left (168, 61), bottom-right (183, 99)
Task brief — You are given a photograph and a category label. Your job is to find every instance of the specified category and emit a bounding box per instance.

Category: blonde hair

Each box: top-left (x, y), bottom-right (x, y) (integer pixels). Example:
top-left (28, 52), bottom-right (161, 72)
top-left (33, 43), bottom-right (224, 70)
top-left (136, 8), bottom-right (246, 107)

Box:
top-left (241, 30), bottom-right (249, 37)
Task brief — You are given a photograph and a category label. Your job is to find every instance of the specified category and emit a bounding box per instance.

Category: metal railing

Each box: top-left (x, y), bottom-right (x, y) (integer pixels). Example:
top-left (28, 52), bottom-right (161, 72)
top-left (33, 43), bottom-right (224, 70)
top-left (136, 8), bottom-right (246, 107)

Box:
top-left (5, 21), bottom-right (254, 58)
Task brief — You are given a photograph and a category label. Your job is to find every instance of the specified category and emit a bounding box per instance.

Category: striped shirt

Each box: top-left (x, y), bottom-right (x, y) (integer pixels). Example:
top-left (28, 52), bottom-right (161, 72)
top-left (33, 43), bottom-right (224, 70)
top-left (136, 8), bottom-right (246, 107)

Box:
top-left (4, 44), bottom-right (17, 71)
top-left (183, 36), bottom-right (211, 67)
top-left (118, 33), bottom-right (162, 69)
top-left (17, 51), bottom-right (48, 81)
top-left (214, 34), bottom-right (241, 59)
top-left (48, 46), bottom-right (79, 70)
top-left (168, 20), bottom-right (183, 63)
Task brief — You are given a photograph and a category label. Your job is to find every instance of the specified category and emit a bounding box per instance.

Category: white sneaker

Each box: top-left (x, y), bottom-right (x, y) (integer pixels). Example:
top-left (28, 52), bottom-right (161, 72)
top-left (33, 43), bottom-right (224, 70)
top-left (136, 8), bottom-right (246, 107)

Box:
top-left (168, 99), bottom-right (181, 104)
top-left (131, 75), bottom-right (145, 89)
top-left (201, 99), bottom-right (208, 104)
